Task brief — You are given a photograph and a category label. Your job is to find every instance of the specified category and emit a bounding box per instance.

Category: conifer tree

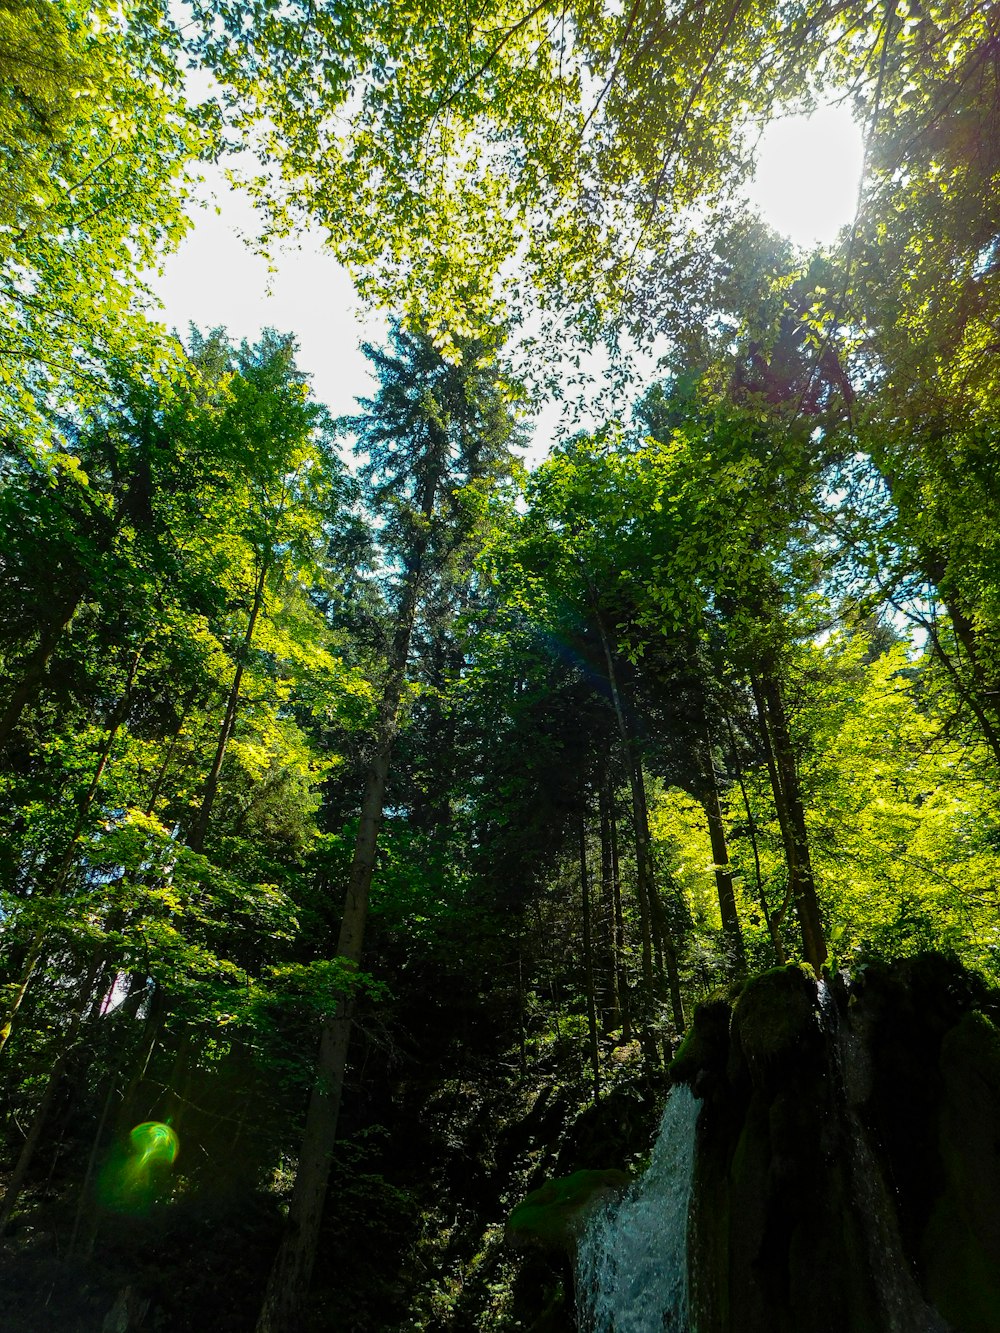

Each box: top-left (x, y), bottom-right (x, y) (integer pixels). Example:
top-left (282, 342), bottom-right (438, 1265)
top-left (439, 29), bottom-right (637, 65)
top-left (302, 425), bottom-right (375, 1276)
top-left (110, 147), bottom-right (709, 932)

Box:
top-left (257, 322), bottom-right (524, 1332)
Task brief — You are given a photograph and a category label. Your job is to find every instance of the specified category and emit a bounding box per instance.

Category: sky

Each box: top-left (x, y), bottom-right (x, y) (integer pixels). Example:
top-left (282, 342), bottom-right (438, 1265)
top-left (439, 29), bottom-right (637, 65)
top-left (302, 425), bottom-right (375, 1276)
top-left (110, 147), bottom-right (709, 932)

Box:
top-left (149, 104), bottom-right (865, 464)
top-left (745, 104), bottom-right (865, 248)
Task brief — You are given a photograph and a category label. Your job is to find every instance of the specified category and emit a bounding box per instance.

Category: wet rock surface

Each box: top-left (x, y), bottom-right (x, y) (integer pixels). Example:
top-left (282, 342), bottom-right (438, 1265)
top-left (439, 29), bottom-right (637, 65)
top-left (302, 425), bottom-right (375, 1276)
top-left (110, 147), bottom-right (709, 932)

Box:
top-left (670, 954), bottom-right (1000, 1333)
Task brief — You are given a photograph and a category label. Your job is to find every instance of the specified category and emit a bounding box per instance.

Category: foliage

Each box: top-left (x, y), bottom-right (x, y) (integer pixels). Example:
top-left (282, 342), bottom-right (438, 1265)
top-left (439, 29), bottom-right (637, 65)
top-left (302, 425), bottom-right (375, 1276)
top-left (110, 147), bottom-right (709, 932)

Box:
top-left (7, 3), bottom-right (1000, 1328)
top-left (0, 0), bottom-right (213, 434)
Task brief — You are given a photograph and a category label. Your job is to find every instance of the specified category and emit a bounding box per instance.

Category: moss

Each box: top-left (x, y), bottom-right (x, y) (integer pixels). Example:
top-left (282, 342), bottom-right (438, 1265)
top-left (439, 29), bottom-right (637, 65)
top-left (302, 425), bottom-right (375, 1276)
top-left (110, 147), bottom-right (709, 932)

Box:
top-left (670, 996), bottom-right (734, 1091)
top-left (940, 1008), bottom-right (1000, 1091)
top-left (921, 1010), bottom-right (1000, 1332)
top-left (505, 1169), bottom-right (631, 1255)
top-left (731, 964), bottom-right (821, 1088)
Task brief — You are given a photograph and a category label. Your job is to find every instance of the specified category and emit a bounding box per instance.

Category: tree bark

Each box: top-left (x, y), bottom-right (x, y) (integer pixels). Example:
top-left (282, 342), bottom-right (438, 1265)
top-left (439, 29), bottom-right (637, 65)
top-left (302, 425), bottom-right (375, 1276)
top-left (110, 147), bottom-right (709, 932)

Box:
top-left (724, 713), bottom-right (787, 964)
top-left (598, 772), bottom-right (621, 1033)
top-left (0, 929), bottom-right (44, 1057)
top-left (0, 594), bottom-right (81, 749)
top-left (750, 671), bottom-right (827, 973)
top-left (591, 594), bottom-right (684, 1039)
top-left (255, 451), bottom-right (443, 1333)
top-left (923, 604), bottom-right (1000, 768)
top-left (632, 757), bottom-right (685, 1035)
top-left (697, 733), bottom-right (746, 975)
top-left (0, 954), bottom-right (104, 1230)
top-left (0, 646), bottom-right (144, 1058)
top-left (0, 1047), bottom-right (69, 1232)
top-left (607, 784), bottom-right (631, 1042)
top-left (188, 559), bottom-right (269, 854)
top-left (682, 638), bottom-right (745, 971)
top-left (579, 815), bottom-right (601, 1102)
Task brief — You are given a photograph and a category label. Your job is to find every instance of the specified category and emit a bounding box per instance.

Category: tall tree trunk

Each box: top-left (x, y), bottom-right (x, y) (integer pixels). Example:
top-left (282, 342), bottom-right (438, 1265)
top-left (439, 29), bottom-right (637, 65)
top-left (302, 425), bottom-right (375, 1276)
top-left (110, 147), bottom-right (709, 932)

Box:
top-left (579, 815), bottom-right (601, 1102)
top-left (750, 671), bottom-right (827, 973)
top-left (69, 972), bottom-right (150, 1257)
top-left (516, 944), bottom-right (527, 1070)
top-left (922, 605), bottom-right (1000, 768)
top-left (0, 594), bottom-right (81, 749)
top-left (0, 954), bottom-right (104, 1231)
top-left (144, 690), bottom-right (198, 818)
top-left (188, 560), bottom-right (269, 854)
top-left (591, 594), bottom-right (684, 1039)
top-left (0, 1048), bottom-right (70, 1232)
top-left (255, 459), bottom-right (442, 1333)
top-left (632, 758), bottom-right (685, 1035)
top-left (0, 929), bottom-right (44, 1057)
top-left (697, 731), bottom-right (746, 975)
top-left (598, 773), bottom-right (621, 1032)
top-left (0, 646), bottom-right (144, 1059)
top-left (682, 638), bottom-right (745, 970)
top-left (907, 555), bottom-right (1000, 763)
top-left (70, 644), bottom-right (144, 833)
top-left (621, 754), bottom-right (656, 1059)
top-left (607, 785), bottom-right (631, 1042)
top-left (724, 714), bottom-right (786, 964)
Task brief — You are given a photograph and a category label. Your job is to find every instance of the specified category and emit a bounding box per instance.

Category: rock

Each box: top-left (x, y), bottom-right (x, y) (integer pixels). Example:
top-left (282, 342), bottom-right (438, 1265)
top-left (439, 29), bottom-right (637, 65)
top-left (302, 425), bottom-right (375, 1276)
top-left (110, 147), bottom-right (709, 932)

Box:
top-left (729, 964), bottom-right (824, 1090)
top-left (101, 1286), bottom-right (149, 1332)
top-left (667, 952), bottom-right (1000, 1332)
top-left (506, 1168), bottom-right (631, 1255)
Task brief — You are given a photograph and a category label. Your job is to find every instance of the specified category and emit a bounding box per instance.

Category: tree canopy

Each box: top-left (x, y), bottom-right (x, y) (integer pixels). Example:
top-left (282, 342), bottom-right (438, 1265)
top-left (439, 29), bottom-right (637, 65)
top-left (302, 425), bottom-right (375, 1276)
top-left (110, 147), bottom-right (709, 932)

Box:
top-left (5, 1), bottom-right (1000, 1329)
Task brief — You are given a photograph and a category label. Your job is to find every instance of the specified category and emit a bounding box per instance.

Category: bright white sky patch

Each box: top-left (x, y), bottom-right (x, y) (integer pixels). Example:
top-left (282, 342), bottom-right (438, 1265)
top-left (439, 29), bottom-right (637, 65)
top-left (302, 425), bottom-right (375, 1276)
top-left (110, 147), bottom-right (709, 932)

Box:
top-left (150, 163), bottom-right (383, 420)
top-left (746, 104), bottom-right (865, 248)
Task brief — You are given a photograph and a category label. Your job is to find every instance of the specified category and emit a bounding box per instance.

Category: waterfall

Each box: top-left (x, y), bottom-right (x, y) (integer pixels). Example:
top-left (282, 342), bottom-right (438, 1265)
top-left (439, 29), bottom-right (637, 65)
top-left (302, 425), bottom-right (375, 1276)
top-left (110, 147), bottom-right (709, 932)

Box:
top-left (576, 1084), bottom-right (701, 1333)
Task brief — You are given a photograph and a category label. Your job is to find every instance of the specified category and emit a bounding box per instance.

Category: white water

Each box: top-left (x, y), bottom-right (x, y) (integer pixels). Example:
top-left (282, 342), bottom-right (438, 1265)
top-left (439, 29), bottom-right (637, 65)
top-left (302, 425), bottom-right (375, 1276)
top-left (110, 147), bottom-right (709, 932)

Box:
top-left (576, 1085), bottom-right (701, 1333)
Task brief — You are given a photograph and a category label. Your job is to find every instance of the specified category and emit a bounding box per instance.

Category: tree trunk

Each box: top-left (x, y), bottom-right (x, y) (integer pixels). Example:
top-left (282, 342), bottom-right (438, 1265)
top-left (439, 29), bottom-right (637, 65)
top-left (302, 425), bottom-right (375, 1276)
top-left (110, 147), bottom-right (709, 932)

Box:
top-left (598, 773), bottom-right (621, 1032)
top-left (0, 928), bottom-right (45, 1057)
top-left (579, 815), bottom-right (601, 1102)
top-left (724, 714), bottom-right (786, 964)
top-left (632, 757), bottom-right (685, 1035)
top-left (607, 785), bottom-right (631, 1042)
top-left (698, 734), bottom-right (746, 975)
top-left (0, 954), bottom-right (103, 1230)
top-left (682, 638), bottom-right (745, 971)
top-left (0, 595), bottom-right (81, 749)
top-left (0, 647), bottom-right (144, 1057)
top-left (255, 456), bottom-right (443, 1333)
top-left (68, 970), bottom-right (149, 1258)
top-left (591, 595), bottom-right (684, 1039)
top-left (516, 945), bottom-right (527, 1070)
top-left (751, 671), bottom-right (827, 973)
top-left (923, 606), bottom-right (1000, 768)
top-left (188, 560), bottom-right (269, 854)
top-left (0, 1047), bottom-right (69, 1232)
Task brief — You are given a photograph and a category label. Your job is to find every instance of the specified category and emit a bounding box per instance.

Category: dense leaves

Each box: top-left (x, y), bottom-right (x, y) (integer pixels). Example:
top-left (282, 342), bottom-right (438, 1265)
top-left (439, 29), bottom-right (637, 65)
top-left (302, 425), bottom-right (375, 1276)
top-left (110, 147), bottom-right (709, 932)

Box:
top-left (6, 1), bottom-right (1000, 1329)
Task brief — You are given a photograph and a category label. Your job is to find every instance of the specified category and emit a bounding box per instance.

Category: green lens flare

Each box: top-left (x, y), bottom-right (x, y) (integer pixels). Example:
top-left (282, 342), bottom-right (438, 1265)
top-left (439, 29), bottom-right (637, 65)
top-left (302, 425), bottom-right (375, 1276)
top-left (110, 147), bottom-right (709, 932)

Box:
top-left (97, 1120), bottom-right (180, 1213)
top-left (129, 1120), bottom-right (180, 1168)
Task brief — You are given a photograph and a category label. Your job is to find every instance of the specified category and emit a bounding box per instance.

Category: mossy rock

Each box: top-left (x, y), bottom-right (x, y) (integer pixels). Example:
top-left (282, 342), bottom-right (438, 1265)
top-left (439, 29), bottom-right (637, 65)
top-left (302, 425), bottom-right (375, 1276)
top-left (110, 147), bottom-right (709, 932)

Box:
top-left (921, 1010), bottom-right (1000, 1333)
top-left (670, 996), bottom-right (734, 1093)
top-left (731, 964), bottom-right (822, 1088)
top-left (506, 1169), bottom-right (631, 1254)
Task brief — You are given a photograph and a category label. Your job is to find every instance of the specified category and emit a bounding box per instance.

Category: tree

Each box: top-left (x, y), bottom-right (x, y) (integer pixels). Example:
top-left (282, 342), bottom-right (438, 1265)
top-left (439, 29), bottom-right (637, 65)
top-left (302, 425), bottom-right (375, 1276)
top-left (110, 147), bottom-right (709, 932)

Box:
top-left (1, 0), bottom-right (211, 435)
top-left (256, 322), bottom-right (524, 1332)
top-left (181, 2), bottom-right (993, 366)
top-left (0, 328), bottom-right (361, 1234)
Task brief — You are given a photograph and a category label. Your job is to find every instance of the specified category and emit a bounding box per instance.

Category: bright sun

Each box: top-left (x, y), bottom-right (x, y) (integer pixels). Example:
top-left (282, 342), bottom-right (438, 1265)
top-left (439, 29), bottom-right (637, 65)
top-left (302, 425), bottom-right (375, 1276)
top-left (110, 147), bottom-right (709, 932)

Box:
top-left (745, 104), bottom-right (866, 248)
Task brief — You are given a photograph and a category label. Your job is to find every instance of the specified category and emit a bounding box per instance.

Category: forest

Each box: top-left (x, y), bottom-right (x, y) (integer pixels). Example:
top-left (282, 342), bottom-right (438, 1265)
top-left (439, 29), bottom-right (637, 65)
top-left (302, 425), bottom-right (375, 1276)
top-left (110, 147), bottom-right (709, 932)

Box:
top-left (4, 0), bottom-right (1000, 1330)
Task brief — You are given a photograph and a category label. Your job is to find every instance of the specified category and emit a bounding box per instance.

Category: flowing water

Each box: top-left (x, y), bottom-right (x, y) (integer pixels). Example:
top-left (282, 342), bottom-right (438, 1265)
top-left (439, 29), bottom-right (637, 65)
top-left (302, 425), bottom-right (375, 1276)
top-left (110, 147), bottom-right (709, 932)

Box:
top-left (576, 1084), bottom-right (701, 1333)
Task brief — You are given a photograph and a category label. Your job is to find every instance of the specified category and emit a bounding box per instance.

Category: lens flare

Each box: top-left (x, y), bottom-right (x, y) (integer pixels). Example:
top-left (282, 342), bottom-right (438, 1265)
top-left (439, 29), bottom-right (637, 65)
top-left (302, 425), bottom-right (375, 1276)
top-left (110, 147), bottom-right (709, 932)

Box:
top-left (130, 1121), bottom-right (180, 1169)
top-left (97, 1120), bottom-right (179, 1213)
